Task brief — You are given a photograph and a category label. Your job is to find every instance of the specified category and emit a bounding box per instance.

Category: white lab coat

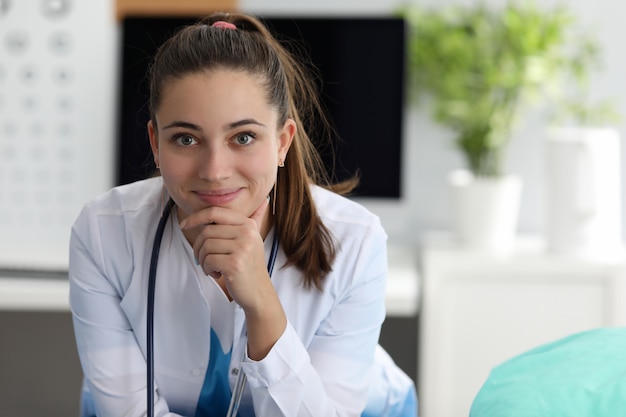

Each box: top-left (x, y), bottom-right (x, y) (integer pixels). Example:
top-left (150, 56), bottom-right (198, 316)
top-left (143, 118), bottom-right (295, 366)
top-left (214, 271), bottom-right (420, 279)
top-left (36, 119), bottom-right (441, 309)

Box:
top-left (69, 177), bottom-right (391, 417)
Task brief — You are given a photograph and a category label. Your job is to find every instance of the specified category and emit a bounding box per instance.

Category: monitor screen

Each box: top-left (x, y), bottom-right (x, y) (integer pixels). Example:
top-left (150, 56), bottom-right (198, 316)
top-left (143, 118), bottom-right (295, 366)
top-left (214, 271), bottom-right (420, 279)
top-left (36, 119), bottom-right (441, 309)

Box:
top-left (117, 15), bottom-right (405, 198)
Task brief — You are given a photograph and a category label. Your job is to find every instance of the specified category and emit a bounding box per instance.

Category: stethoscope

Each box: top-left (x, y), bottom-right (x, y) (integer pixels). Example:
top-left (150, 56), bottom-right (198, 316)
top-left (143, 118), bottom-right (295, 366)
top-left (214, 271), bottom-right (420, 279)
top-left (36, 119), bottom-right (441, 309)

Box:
top-left (147, 198), bottom-right (279, 417)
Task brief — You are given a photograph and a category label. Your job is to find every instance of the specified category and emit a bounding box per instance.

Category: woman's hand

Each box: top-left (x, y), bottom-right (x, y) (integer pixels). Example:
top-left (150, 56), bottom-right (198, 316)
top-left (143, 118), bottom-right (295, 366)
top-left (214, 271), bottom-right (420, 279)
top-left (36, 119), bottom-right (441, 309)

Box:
top-left (180, 198), bottom-right (287, 360)
top-left (179, 198), bottom-right (269, 309)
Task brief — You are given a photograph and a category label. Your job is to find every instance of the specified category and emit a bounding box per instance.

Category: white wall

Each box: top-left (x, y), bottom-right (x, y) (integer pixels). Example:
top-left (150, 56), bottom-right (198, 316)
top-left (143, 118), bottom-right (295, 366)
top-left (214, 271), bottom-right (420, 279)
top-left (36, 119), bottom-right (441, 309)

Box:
top-left (241, 0), bottom-right (626, 247)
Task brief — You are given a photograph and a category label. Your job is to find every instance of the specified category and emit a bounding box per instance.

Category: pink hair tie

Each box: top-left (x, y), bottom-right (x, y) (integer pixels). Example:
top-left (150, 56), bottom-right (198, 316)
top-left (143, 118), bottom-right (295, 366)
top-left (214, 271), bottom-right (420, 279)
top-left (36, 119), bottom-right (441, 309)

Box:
top-left (211, 21), bottom-right (237, 30)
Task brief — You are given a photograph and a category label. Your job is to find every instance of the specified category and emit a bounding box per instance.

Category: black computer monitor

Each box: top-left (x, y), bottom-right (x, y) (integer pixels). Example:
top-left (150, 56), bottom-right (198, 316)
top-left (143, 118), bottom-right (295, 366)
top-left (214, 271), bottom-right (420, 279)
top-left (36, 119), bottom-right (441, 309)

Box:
top-left (117, 15), bottom-right (406, 198)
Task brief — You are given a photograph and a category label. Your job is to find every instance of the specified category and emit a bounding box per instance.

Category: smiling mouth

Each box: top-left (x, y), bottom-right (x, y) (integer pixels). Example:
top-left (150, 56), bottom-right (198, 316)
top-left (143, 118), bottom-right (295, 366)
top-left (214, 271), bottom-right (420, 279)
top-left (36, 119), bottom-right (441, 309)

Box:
top-left (193, 188), bottom-right (241, 205)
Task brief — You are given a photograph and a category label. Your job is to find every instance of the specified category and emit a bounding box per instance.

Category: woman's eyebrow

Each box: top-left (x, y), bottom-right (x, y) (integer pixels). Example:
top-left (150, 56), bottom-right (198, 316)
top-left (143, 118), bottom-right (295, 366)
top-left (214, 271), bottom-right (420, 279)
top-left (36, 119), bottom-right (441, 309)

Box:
top-left (225, 118), bottom-right (266, 130)
top-left (162, 120), bottom-right (203, 131)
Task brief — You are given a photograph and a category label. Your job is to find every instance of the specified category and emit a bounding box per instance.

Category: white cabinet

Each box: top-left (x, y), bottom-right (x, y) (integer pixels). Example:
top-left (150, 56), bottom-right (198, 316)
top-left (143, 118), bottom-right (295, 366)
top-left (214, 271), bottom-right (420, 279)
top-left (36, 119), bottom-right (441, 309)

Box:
top-left (418, 233), bottom-right (626, 417)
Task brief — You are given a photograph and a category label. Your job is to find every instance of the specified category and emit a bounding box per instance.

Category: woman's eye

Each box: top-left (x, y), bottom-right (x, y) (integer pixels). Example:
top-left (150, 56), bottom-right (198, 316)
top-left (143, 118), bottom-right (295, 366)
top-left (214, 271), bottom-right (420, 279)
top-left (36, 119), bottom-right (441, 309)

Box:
top-left (234, 133), bottom-right (255, 145)
top-left (174, 134), bottom-right (197, 146)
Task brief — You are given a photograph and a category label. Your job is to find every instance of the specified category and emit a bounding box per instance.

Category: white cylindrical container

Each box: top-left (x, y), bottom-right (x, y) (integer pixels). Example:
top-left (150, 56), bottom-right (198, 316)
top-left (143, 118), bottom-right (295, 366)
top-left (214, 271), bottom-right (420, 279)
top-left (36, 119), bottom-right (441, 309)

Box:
top-left (448, 169), bottom-right (523, 254)
top-left (545, 127), bottom-right (623, 259)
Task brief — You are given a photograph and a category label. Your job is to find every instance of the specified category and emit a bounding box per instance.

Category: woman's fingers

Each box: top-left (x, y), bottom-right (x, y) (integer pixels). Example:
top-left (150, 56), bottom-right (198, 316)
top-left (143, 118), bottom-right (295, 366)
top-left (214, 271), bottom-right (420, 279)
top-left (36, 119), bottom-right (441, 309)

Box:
top-left (179, 206), bottom-right (234, 230)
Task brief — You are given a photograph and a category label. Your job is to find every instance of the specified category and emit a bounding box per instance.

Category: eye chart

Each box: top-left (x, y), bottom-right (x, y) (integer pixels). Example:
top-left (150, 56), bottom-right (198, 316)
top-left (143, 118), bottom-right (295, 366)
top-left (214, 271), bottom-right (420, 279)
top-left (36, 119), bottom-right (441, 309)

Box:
top-left (0, 0), bottom-right (117, 270)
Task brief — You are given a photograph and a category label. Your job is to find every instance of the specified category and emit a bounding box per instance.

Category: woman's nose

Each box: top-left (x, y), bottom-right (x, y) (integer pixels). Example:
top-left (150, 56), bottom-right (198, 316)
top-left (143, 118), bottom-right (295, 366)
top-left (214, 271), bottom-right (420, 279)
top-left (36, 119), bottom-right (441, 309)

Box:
top-left (198, 145), bottom-right (232, 181)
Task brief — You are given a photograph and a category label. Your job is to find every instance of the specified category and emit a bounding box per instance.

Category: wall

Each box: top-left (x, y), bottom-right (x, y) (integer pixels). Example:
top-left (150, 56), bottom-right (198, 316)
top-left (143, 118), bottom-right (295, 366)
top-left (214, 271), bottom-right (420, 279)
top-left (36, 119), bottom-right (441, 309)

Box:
top-left (240, 0), bottom-right (626, 246)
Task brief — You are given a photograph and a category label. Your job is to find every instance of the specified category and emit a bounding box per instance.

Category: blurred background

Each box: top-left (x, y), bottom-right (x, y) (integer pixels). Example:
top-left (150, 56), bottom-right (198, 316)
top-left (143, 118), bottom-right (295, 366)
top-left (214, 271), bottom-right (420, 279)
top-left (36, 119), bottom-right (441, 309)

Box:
top-left (1, 0), bottom-right (625, 416)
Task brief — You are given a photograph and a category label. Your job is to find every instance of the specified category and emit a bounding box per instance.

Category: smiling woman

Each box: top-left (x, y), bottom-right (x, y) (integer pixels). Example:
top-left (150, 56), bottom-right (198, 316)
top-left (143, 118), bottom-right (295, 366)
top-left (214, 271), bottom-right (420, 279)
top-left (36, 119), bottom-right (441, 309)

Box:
top-left (68, 11), bottom-right (416, 417)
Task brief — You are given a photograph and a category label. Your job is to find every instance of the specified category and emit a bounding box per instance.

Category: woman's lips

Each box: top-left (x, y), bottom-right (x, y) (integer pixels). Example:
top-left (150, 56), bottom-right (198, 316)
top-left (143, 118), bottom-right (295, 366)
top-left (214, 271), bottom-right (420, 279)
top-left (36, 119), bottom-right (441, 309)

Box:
top-left (194, 188), bottom-right (242, 205)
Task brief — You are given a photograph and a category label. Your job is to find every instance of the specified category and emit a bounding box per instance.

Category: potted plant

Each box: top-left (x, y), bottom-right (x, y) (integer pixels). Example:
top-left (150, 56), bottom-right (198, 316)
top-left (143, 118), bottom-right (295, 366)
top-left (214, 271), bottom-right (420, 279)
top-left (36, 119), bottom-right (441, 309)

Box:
top-left (398, 2), bottom-right (606, 252)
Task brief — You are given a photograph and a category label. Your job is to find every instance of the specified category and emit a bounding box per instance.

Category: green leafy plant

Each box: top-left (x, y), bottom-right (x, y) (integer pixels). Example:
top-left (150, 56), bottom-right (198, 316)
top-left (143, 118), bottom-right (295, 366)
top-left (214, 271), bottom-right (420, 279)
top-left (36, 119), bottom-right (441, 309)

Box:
top-left (398, 2), bottom-right (612, 177)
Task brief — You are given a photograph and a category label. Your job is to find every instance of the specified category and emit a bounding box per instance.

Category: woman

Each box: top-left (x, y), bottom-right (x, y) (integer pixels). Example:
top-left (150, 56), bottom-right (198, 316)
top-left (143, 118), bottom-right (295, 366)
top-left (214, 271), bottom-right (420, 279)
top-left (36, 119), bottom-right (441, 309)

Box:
top-left (69, 12), bottom-right (417, 417)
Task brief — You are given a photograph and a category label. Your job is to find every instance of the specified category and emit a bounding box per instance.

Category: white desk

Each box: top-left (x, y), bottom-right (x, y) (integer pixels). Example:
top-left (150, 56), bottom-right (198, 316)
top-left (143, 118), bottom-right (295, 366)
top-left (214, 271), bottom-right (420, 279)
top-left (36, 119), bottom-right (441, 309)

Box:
top-left (0, 276), bottom-right (70, 311)
top-left (0, 244), bottom-right (421, 316)
top-left (386, 244), bottom-right (421, 316)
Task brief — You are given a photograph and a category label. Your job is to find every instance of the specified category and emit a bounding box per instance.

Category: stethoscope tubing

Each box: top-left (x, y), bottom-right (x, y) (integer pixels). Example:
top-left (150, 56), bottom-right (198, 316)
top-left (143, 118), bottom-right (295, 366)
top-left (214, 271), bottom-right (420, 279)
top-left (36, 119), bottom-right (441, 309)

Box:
top-left (147, 198), bottom-right (175, 417)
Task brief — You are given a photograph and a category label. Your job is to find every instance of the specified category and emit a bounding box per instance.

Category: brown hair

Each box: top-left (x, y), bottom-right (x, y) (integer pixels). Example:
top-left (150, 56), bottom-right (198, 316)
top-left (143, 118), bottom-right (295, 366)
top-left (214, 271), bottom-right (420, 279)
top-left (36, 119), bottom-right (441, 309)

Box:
top-left (148, 12), bottom-right (357, 290)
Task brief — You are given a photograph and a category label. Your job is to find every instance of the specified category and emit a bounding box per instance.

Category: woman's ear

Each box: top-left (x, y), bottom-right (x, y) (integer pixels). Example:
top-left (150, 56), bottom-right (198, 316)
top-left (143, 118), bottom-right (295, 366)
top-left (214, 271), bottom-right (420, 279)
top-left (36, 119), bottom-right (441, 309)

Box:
top-left (147, 119), bottom-right (159, 167)
top-left (278, 118), bottom-right (296, 162)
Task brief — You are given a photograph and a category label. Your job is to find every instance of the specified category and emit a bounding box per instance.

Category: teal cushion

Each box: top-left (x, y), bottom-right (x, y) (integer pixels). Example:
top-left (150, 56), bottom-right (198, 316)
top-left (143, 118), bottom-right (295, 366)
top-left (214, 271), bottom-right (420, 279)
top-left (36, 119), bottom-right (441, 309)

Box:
top-left (470, 327), bottom-right (626, 417)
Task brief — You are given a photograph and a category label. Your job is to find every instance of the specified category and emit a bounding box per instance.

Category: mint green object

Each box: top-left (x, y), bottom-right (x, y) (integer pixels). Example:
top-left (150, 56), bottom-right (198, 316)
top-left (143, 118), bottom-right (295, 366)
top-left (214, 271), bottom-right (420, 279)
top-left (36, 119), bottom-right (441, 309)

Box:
top-left (470, 327), bottom-right (626, 417)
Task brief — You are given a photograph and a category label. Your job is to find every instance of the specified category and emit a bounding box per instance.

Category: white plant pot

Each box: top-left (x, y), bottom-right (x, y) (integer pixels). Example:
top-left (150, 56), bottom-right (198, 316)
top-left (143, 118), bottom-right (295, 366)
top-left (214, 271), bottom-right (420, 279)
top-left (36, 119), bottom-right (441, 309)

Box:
top-left (448, 170), bottom-right (523, 254)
